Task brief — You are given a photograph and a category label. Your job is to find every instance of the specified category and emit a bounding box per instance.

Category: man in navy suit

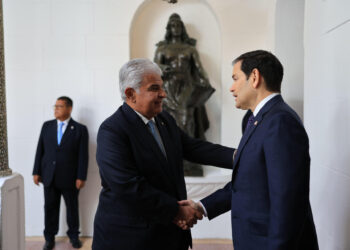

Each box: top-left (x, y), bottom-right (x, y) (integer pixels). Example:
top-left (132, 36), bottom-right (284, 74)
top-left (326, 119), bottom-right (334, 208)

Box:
top-left (179, 50), bottom-right (319, 249)
top-left (33, 96), bottom-right (88, 250)
top-left (92, 58), bottom-right (234, 250)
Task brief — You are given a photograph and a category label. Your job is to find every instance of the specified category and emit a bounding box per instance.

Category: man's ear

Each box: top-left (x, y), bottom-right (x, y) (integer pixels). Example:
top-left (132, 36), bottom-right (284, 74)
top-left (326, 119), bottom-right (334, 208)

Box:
top-left (125, 88), bottom-right (136, 103)
top-left (251, 68), bottom-right (261, 89)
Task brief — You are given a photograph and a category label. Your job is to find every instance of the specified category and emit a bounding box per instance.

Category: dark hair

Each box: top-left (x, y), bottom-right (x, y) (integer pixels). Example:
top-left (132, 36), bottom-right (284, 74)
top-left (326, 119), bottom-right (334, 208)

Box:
top-left (163, 13), bottom-right (196, 46)
top-left (57, 96), bottom-right (73, 107)
top-left (233, 50), bottom-right (283, 92)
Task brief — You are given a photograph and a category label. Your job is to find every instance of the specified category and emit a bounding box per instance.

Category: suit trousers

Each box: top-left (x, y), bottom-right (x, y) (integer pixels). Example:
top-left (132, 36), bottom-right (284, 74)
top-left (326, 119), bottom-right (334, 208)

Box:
top-left (44, 185), bottom-right (80, 241)
top-left (92, 222), bottom-right (189, 250)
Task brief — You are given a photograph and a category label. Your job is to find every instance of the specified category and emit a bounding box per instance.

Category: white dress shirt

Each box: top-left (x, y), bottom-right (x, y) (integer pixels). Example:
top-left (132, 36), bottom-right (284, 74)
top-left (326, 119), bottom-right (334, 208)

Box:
top-left (134, 110), bottom-right (155, 125)
top-left (57, 117), bottom-right (71, 136)
top-left (253, 93), bottom-right (280, 116)
top-left (134, 110), bottom-right (166, 156)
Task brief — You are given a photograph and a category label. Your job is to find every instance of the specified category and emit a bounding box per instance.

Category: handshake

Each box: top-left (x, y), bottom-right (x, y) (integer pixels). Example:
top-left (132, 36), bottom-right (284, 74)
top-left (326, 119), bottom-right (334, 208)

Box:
top-left (173, 200), bottom-right (205, 230)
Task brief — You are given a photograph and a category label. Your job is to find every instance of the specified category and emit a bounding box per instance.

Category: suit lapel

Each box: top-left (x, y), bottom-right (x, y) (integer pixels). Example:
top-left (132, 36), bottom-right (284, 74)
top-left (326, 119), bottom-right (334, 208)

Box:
top-left (59, 119), bottom-right (75, 147)
top-left (233, 95), bottom-right (283, 170)
top-left (121, 103), bottom-right (183, 195)
top-left (155, 116), bottom-right (179, 181)
top-left (122, 103), bottom-right (169, 170)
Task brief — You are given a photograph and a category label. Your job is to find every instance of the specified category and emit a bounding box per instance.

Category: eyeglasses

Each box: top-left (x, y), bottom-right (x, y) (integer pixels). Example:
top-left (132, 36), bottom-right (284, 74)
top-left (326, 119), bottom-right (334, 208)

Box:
top-left (53, 105), bottom-right (66, 109)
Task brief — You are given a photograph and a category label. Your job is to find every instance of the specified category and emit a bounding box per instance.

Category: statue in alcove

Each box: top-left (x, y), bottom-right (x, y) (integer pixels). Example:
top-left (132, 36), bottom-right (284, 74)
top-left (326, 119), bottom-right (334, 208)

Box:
top-left (154, 13), bottom-right (215, 176)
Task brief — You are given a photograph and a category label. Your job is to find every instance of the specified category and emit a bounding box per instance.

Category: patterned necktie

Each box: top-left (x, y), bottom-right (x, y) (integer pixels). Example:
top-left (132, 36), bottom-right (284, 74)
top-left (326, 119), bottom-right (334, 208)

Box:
top-left (57, 122), bottom-right (64, 145)
top-left (245, 114), bottom-right (255, 133)
top-left (147, 120), bottom-right (166, 157)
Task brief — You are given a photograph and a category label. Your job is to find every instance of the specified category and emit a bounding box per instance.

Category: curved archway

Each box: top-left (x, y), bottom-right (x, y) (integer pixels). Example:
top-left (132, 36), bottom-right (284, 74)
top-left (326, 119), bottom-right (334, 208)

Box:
top-left (130, 0), bottom-right (222, 146)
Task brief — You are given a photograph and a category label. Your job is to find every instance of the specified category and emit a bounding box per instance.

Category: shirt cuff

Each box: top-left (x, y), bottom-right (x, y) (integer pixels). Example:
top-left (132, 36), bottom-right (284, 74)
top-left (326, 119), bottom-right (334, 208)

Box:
top-left (233, 149), bottom-right (237, 162)
top-left (199, 201), bottom-right (208, 217)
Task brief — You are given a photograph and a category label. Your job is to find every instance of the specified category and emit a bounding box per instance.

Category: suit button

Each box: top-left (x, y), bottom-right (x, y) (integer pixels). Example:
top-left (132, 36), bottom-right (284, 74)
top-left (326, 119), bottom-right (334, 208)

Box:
top-left (53, 161), bottom-right (56, 165)
top-left (232, 188), bottom-right (236, 193)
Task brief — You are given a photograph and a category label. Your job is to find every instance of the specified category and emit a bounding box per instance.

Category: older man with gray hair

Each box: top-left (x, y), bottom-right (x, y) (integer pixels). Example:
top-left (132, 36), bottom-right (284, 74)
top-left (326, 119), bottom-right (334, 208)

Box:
top-left (92, 58), bottom-right (234, 250)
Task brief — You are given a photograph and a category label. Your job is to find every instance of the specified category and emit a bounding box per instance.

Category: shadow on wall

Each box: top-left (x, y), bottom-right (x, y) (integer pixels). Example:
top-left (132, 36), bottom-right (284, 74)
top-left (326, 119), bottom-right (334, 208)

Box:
top-left (76, 107), bottom-right (102, 235)
top-left (286, 99), bottom-right (303, 122)
top-left (334, 106), bottom-right (350, 249)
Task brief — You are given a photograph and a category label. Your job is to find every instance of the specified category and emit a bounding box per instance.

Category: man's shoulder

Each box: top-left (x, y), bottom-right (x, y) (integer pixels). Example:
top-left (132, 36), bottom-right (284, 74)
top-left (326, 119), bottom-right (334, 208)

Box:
top-left (270, 100), bottom-right (302, 123)
top-left (262, 101), bottom-right (304, 133)
top-left (99, 106), bottom-right (125, 131)
top-left (97, 106), bottom-right (136, 144)
top-left (70, 119), bottom-right (87, 130)
top-left (42, 119), bottom-right (56, 128)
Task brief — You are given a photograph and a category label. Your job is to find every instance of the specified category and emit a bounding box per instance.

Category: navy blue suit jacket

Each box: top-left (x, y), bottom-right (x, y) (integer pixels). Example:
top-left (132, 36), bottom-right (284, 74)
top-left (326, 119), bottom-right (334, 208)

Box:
top-left (33, 118), bottom-right (89, 188)
top-left (92, 103), bottom-right (234, 250)
top-left (201, 95), bottom-right (318, 250)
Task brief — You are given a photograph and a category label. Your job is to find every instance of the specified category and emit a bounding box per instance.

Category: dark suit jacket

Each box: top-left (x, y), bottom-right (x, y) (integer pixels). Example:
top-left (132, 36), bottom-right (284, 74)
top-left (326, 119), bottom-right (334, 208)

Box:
top-left (201, 95), bottom-right (318, 250)
top-left (92, 103), bottom-right (234, 250)
top-left (33, 118), bottom-right (89, 188)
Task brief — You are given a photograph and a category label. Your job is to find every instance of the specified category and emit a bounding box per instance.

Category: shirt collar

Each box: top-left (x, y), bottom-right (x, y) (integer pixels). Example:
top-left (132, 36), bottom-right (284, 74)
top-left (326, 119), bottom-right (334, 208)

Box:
top-left (57, 117), bottom-right (71, 126)
top-left (134, 110), bottom-right (155, 124)
top-left (253, 93), bottom-right (280, 117)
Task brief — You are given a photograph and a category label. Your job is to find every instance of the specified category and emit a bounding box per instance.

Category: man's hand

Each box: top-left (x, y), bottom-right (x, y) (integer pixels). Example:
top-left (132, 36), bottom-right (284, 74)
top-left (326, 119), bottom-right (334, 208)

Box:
top-left (178, 200), bottom-right (205, 215)
top-left (173, 199), bottom-right (204, 230)
top-left (33, 175), bottom-right (41, 185)
top-left (76, 179), bottom-right (85, 189)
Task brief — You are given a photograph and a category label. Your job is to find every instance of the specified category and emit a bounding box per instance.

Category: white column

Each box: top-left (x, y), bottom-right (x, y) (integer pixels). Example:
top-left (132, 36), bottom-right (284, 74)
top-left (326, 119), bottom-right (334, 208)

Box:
top-left (0, 173), bottom-right (25, 250)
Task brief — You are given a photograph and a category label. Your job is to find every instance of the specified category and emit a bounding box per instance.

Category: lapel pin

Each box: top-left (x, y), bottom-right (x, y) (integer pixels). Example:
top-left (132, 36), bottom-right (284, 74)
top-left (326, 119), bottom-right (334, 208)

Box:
top-left (161, 122), bottom-right (164, 126)
top-left (71, 126), bottom-right (74, 130)
top-left (254, 121), bottom-right (258, 126)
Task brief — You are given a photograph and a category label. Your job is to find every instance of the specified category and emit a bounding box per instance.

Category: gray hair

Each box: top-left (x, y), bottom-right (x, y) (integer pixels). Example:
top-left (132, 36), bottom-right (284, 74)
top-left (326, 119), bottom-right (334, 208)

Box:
top-left (119, 58), bottom-right (162, 101)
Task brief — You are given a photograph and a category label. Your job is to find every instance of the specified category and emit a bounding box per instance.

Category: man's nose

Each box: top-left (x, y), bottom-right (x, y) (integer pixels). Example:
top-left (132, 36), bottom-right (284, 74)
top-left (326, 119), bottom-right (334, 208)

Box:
top-left (229, 82), bottom-right (235, 92)
top-left (160, 89), bottom-right (167, 98)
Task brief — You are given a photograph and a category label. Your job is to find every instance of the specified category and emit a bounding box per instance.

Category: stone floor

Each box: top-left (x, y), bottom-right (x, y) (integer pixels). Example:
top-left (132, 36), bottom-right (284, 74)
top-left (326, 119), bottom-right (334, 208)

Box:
top-left (26, 237), bottom-right (234, 250)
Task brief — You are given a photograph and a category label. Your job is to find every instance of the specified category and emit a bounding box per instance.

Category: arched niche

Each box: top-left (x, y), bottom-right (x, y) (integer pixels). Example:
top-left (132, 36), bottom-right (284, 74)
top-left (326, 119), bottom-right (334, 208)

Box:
top-left (130, 0), bottom-right (222, 150)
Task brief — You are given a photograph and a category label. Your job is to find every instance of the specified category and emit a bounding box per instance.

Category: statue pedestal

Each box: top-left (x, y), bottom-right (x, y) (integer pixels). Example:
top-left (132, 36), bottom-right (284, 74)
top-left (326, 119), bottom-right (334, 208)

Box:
top-left (0, 173), bottom-right (25, 250)
top-left (185, 167), bottom-right (232, 200)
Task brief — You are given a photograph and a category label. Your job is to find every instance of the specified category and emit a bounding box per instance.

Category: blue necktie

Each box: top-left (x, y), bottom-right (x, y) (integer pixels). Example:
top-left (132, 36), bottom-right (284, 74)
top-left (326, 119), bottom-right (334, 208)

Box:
top-left (147, 120), bottom-right (166, 157)
top-left (245, 114), bottom-right (255, 133)
top-left (57, 122), bottom-right (64, 145)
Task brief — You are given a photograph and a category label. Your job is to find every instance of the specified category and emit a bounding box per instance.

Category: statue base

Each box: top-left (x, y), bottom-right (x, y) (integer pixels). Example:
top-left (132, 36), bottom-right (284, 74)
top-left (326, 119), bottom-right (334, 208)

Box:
top-left (185, 167), bottom-right (232, 200)
top-left (0, 168), bottom-right (12, 177)
top-left (0, 173), bottom-right (25, 250)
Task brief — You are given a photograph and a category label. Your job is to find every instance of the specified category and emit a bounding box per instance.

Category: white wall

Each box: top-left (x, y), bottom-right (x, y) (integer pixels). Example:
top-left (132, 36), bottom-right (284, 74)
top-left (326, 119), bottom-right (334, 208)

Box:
top-left (304, 0), bottom-right (350, 249)
top-left (3, 0), bottom-right (304, 239)
top-left (275, 0), bottom-right (305, 119)
top-left (3, 0), bottom-right (143, 236)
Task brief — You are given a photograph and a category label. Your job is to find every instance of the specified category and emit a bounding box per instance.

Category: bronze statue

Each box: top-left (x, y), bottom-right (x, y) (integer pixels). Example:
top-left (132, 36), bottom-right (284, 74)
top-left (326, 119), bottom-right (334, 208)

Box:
top-left (154, 13), bottom-right (215, 176)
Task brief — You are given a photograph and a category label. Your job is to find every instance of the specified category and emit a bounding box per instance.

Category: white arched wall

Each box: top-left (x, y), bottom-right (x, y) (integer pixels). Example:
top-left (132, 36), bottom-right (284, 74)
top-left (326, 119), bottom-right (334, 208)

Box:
top-left (3, 0), bottom-right (306, 240)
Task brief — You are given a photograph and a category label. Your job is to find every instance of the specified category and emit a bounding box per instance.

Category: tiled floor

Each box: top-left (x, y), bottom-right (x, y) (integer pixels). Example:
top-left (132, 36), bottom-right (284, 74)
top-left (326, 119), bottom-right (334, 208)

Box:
top-left (26, 237), bottom-right (234, 250)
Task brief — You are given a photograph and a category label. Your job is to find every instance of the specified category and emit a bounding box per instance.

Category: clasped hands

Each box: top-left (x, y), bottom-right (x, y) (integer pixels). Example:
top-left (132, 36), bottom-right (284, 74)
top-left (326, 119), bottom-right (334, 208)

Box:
top-left (173, 200), bottom-right (204, 230)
